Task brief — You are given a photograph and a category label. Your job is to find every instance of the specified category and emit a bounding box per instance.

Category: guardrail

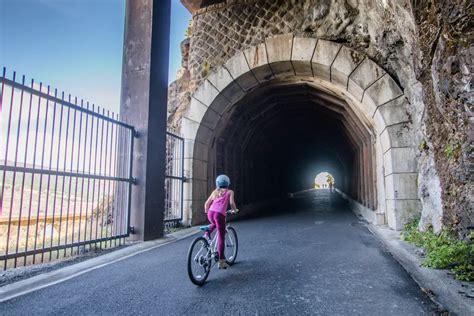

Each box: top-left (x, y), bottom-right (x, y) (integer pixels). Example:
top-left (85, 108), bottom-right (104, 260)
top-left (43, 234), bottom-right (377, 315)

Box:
top-left (0, 68), bottom-right (136, 270)
top-left (164, 131), bottom-right (185, 226)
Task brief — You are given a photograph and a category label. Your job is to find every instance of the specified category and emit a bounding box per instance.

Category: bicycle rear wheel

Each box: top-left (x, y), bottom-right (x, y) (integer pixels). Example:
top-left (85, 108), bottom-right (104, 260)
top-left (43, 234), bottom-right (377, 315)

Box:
top-left (225, 226), bottom-right (238, 265)
top-left (187, 237), bottom-right (211, 286)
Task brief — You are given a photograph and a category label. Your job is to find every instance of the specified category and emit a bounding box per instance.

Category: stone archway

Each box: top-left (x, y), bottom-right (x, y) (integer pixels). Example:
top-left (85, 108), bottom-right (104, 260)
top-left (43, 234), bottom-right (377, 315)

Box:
top-left (181, 34), bottom-right (419, 230)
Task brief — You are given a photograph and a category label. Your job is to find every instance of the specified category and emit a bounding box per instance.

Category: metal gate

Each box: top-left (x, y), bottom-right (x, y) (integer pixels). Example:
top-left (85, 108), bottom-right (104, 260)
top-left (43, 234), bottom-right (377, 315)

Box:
top-left (164, 131), bottom-right (185, 226)
top-left (0, 68), bottom-right (135, 270)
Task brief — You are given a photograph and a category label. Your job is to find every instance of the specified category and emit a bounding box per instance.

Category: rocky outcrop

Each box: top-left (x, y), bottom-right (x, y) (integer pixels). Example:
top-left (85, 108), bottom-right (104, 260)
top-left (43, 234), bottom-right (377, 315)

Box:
top-left (168, 38), bottom-right (191, 132)
top-left (412, 0), bottom-right (473, 238)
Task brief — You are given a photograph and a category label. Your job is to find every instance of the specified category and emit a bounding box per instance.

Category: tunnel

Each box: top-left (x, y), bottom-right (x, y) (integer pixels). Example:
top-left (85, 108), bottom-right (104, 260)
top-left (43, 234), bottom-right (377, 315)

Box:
top-left (181, 35), bottom-right (420, 230)
top-left (208, 82), bottom-right (375, 209)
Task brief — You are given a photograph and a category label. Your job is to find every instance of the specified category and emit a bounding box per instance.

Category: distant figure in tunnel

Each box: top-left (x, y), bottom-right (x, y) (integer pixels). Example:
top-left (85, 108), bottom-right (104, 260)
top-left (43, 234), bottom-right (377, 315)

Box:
top-left (326, 174), bottom-right (335, 193)
top-left (204, 174), bottom-right (239, 270)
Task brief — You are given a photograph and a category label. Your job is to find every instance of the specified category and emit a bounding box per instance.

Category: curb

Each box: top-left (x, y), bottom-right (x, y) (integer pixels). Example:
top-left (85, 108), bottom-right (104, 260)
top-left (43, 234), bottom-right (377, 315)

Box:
top-left (368, 225), bottom-right (473, 316)
top-left (0, 226), bottom-right (200, 303)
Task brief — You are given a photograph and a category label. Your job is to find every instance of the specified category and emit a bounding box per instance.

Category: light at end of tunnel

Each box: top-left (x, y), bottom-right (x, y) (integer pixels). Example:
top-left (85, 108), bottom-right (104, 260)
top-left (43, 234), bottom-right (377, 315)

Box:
top-left (314, 172), bottom-right (335, 189)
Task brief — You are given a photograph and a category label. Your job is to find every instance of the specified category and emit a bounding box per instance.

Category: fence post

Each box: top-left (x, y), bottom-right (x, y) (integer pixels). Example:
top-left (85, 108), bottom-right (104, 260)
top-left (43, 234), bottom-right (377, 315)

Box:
top-left (120, 0), bottom-right (171, 241)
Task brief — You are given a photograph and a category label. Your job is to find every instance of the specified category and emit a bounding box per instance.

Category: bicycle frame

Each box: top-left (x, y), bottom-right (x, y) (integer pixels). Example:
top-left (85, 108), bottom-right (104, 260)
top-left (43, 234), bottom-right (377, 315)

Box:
top-left (209, 233), bottom-right (219, 262)
top-left (194, 224), bottom-right (234, 268)
top-left (187, 213), bottom-right (238, 285)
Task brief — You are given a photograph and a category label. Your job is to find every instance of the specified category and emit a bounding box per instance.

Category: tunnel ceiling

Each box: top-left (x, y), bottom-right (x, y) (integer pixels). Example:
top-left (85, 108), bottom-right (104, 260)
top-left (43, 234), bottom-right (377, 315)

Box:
top-left (214, 81), bottom-right (371, 163)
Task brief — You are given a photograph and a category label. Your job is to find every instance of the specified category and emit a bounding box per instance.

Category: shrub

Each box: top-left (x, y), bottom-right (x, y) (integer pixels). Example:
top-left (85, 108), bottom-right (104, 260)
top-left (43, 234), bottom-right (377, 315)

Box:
top-left (401, 217), bottom-right (474, 281)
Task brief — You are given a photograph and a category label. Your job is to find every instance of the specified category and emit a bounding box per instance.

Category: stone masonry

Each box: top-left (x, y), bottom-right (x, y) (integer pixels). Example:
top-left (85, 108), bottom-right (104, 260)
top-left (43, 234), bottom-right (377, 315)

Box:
top-left (168, 0), bottom-right (473, 237)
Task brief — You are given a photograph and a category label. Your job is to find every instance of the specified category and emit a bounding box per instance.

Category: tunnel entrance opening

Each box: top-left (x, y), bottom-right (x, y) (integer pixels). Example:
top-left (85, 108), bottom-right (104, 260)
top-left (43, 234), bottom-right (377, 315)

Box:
top-left (314, 172), bottom-right (334, 190)
top-left (205, 81), bottom-right (372, 214)
top-left (182, 34), bottom-right (419, 230)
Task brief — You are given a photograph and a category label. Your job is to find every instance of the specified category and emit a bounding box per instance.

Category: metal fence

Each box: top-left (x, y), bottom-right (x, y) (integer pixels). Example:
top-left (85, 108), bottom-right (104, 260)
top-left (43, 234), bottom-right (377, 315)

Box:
top-left (0, 68), bottom-right (135, 270)
top-left (164, 131), bottom-right (184, 226)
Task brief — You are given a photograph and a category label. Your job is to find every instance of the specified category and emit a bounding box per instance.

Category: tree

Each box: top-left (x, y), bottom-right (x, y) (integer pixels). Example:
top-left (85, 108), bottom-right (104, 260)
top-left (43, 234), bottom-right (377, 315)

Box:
top-left (326, 174), bottom-right (334, 185)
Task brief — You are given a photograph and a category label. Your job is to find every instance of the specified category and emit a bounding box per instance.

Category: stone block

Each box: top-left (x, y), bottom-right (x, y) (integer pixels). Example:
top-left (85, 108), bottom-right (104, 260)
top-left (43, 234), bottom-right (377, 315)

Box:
top-left (184, 158), bottom-right (207, 181)
top-left (266, 34), bottom-right (294, 78)
top-left (191, 178), bottom-right (209, 201)
top-left (266, 34), bottom-right (293, 63)
top-left (235, 72), bottom-right (259, 92)
top-left (182, 199), bottom-right (193, 226)
top-left (383, 147), bottom-right (418, 176)
top-left (270, 61), bottom-right (294, 78)
top-left (356, 95), bottom-right (378, 121)
top-left (244, 42), bottom-right (269, 69)
top-left (385, 173), bottom-right (419, 200)
top-left (311, 40), bottom-right (341, 81)
top-left (185, 97), bottom-right (208, 125)
top-left (376, 212), bottom-right (386, 225)
top-left (181, 117), bottom-right (199, 142)
top-left (376, 96), bottom-right (411, 126)
top-left (183, 139), bottom-right (194, 160)
top-left (373, 97), bottom-right (412, 135)
top-left (181, 117), bottom-right (213, 146)
top-left (225, 51), bottom-right (251, 79)
top-left (207, 66), bottom-right (234, 92)
top-left (372, 104), bottom-right (386, 133)
top-left (193, 79), bottom-right (220, 106)
top-left (190, 199), bottom-right (208, 225)
top-left (243, 43), bottom-right (274, 83)
top-left (331, 46), bottom-right (365, 89)
top-left (183, 157), bottom-right (194, 176)
top-left (219, 80), bottom-right (246, 105)
top-left (184, 139), bottom-right (209, 162)
top-left (200, 105), bottom-right (221, 130)
top-left (386, 199), bottom-right (421, 230)
top-left (291, 37), bottom-right (317, 76)
top-left (250, 64), bottom-right (274, 83)
top-left (224, 52), bottom-right (259, 91)
top-left (183, 181), bottom-right (193, 202)
top-left (362, 75), bottom-right (403, 117)
top-left (209, 93), bottom-right (231, 116)
top-left (380, 123), bottom-right (416, 153)
top-left (348, 58), bottom-right (385, 101)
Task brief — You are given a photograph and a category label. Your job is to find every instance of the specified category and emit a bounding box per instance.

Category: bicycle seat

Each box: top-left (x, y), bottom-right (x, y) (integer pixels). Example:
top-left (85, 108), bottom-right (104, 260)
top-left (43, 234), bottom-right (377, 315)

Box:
top-left (199, 225), bottom-right (211, 231)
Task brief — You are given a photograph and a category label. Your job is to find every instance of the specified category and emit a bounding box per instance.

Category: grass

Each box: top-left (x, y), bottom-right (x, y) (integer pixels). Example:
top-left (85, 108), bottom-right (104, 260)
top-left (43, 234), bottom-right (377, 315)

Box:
top-left (401, 217), bottom-right (474, 281)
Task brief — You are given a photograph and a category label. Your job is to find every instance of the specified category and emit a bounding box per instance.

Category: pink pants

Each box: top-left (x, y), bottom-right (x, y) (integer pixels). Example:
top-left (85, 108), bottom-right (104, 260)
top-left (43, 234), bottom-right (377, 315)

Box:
top-left (207, 211), bottom-right (226, 260)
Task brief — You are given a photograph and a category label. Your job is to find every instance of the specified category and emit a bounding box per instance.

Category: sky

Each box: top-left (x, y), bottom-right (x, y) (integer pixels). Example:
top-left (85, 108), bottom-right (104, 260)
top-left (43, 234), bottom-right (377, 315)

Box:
top-left (0, 0), bottom-right (191, 114)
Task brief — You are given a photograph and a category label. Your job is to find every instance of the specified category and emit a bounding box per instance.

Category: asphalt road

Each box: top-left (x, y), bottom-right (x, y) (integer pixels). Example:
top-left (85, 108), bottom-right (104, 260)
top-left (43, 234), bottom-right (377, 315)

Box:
top-left (1, 190), bottom-right (438, 315)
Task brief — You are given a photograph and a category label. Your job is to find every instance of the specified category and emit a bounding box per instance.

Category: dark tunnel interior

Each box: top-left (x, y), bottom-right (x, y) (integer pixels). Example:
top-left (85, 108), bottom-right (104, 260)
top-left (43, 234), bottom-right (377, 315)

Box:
top-left (204, 81), bottom-right (376, 210)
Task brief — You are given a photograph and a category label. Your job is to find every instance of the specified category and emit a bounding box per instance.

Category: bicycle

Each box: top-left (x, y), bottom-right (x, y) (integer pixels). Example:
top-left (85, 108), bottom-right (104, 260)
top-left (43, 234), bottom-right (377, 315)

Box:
top-left (187, 210), bottom-right (239, 286)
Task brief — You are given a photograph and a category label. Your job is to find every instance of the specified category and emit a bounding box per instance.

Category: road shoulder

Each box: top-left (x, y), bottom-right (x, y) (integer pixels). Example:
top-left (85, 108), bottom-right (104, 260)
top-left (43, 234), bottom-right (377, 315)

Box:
top-left (369, 225), bottom-right (473, 316)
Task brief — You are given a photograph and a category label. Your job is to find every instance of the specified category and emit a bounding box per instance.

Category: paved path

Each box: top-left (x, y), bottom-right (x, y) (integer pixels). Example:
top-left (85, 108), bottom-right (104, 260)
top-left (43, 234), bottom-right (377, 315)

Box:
top-left (1, 190), bottom-right (438, 315)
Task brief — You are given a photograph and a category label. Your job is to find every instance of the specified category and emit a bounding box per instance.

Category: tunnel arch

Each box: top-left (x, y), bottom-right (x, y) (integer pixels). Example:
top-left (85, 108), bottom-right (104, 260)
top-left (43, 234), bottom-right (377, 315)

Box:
top-left (181, 34), bottom-right (419, 230)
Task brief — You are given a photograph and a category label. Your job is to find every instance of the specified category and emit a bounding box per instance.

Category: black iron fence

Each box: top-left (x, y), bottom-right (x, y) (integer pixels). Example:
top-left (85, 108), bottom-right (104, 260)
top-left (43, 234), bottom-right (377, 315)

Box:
top-left (0, 68), bottom-right (135, 270)
top-left (164, 131), bottom-right (184, 226)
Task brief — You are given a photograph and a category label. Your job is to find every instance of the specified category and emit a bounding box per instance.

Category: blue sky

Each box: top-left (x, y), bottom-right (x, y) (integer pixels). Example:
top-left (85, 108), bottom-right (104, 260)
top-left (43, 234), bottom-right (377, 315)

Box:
top-left (0, 0), bottom-right (191, 113)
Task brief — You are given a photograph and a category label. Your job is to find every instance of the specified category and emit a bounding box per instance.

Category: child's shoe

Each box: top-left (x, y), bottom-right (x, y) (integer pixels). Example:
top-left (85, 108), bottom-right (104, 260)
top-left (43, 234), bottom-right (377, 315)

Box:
top-left (218, 259), bottom-right (229, 269)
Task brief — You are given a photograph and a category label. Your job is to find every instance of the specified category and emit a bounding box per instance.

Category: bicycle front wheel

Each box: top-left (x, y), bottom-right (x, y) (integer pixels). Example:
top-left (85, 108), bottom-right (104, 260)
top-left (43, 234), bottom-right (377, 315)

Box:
top-left (225, 226), bottom-right (238, 265)
top-left (187, 237), bottom-right (211, 286)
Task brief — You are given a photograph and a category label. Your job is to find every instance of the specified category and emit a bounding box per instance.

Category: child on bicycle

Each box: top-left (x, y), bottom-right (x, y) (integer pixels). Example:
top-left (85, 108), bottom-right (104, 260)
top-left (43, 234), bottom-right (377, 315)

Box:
top-left (204, 174), bottom-right (238, 269)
